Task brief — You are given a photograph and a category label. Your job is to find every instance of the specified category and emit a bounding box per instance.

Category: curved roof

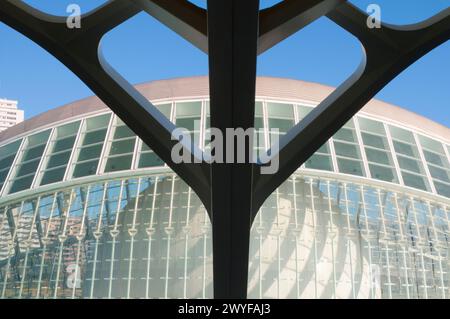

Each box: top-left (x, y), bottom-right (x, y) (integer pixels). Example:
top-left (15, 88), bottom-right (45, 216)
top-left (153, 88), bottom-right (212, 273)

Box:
top-left (1, 76), bottom-right (449, 143)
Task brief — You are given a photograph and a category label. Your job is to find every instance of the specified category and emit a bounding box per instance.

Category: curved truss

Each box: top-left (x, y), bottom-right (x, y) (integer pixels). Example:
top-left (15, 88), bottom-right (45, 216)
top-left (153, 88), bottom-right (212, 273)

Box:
top-left (0, 0), bottom-right (449, 299)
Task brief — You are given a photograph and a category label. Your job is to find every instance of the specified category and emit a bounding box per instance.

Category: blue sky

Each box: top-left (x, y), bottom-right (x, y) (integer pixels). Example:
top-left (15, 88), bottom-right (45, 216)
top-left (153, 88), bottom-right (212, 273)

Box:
top-left (0, 0), bottom-right (449, 126)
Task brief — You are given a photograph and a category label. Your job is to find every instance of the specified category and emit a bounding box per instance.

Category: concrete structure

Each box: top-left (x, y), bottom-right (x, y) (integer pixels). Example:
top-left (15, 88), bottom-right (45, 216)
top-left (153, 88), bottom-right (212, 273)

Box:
top-left (0, 99), bottom-right (24, 132)
top-left (0, 77), bottom-right (449, 299)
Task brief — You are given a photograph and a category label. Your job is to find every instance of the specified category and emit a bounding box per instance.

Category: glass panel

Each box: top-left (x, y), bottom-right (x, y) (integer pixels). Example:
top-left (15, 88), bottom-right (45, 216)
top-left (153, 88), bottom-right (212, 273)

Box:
top-left (73, 160), bottom-right (99, 178)
top-left (389, 125), bottom-right (431, 193)
top-left (138, 151), bottom-right (165, 168)
top-left (390, 126), bottom-right (415, 144)
top-left (0, 176), bottom-right (213, 299)
top-left (298, 105), bottom-right (333, 171)
top-left (369, 164), bottom-right (396, 183)
top-left (72, 114), bottom-right (111, 178)
top-left (175, 102), bottom-right (201, 148)
top-left (104, 117), bottom-right (137, 173)
top-left (333, 118), bottom-right (365, 177)
top-left (402, 172), bottom-right (429, 191)
top-left (249, 176), bottom-right (450, 299)
top-left (0, 140), bottom-right (22, 191)
top-left (418, 135), bottom-right (450, 198)
top-left (365, 148), bottom-right (390, 166)
top-left (253, 102), bottom-right (266, 162)
top-left (337, 158), bottom-right (364, 176)
top-left (305, 154), bottom-right (333, 171)
top-left (8, 130), bottom-right (51, 194)
top-left (334, 142), bottom-right (360, 159)
top-left (104, 155), bottom-right (133, 172)
top-left (267, 103), bottom-right (295, 144)
top-left (39, 121), bottom-right (81, 186)
top-left (40, 167), bottom-right (66, 185)
top-left (156, 103), bottom-right (172, 119)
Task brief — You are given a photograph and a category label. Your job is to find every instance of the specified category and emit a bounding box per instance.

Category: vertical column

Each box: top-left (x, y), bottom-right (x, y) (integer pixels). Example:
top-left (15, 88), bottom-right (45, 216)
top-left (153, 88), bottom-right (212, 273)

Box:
top-left (207, 0), bottom-right (260, 299)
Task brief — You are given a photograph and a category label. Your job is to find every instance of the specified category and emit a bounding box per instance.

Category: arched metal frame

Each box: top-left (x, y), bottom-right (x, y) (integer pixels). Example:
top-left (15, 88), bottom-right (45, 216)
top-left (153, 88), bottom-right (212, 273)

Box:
top-left (0, 0), bottom-right (449, 299)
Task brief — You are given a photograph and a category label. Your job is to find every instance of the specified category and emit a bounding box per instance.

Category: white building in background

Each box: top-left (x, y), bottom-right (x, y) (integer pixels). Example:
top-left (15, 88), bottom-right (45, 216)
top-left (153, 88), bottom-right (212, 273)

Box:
top-left (0, 99), bottom-right (24, 132)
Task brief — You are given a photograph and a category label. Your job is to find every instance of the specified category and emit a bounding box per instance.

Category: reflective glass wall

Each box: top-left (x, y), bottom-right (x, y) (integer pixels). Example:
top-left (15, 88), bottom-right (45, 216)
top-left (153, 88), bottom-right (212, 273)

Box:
top-left (0, 96), bottom-right (449, 299)
top-left (0, 175), bottom-right (213, 299)
top-left (1, 172), bottom-right (449, 298)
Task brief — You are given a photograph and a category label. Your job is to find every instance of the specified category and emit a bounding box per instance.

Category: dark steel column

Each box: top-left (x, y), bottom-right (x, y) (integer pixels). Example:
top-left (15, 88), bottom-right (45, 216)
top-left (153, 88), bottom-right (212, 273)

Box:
top-left (207, 0), bottom-right (260, 299)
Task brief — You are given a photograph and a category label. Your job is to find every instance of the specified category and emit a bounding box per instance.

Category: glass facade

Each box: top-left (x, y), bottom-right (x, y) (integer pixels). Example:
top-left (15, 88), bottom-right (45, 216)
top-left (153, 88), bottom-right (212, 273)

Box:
top-left (0, 95), bottom-right (449, 299)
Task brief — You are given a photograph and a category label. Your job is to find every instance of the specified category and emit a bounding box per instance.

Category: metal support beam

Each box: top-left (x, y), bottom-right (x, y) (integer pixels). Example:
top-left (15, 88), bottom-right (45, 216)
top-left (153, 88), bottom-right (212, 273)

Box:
top-left (207, 0), bottom-right (260, 299)
top-left (1, 0), bottom-right (449, 300)
top-left (137, 0), bottom-right (208, 53)
top-left (252, 3), bottom-right (450, 218)
top-left (0, 0), bottom-right (211, 210)
top-left (258, 0), bottom-right (345, 54)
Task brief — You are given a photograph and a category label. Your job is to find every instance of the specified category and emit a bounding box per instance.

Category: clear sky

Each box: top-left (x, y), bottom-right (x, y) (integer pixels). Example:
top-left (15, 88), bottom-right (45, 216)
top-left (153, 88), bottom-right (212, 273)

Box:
top-left (0, 0), bottom-right (449, 126)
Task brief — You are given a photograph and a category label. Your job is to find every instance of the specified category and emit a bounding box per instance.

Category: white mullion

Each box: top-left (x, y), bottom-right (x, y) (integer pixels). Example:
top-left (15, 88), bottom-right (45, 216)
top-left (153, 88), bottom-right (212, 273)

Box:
top-left (443, 205), bottom-right (450, 247)
top-left (328, 137), bottom-right (339, 173)
top-left (292, 177), bottom-right (300, 299)
top-left (409, 197), bottom-right (428, 299)
top-left (31, 127), bottom-right (56, 189)
top-left (275, 188), bottom-right (281, 298)
top-left (36, 193), bottom-right (59, 298)
top-left (18, 197), bottom-right (41, 298)
top-left (343, 183), bottom-right (356, 299)
top-left (326, 181), bottom-right (337, 299)
top-left (89, 183), bottom-right (109, 299)
top-left (262, 100), bottom-right (270, 152)
top-left (258, 206), bottom-right (263, 298)
top-left (414, 132), bottom-right (437, 194)
top-left (0, 137), bottom-right (26, 197)
top-left (107, 180), bottom-right (125, 299)
top-left (183, 187), bottom-right (192, 299)
top-left (202, 208), bottom-right (208, 299)
top-left (308, 179), bottom-right (318, 299)
top-left (377, 190), bottom-right (392, 299)
top-left (1, 201), bottom-right (25, 298)
top-left (377, 190), bottom-right (388, 238)
top-left (393, 192), bottom-right (411, 299)
top-left (146, 176), bottom-right (159, 298)
top-left (130, 136), bottom-right (140, 170)
top-left (126, 178), bottom-right (141, 299)
top-left (96, 114), bottom-right (115, 175)
top-left (443, 144), bottom-right (450, 171)
top-left (0, 206), bottom-right (10, 298)
top-left (164, 176), bottom-right (176, 299)
top-left (360, 185), bottom-right (375, 299)
top-left (199, 100), bottom-right (206, 150)
top-left (71, 186), bottom-right (90, 299)
top-left (353, 118), bottom-right (371, 178)
top-left (383, 123), bottom-right (405, 186)
top-left (164, 102), bottom-right (176, 169)
top-left (0, 206), bottom-right (7, 238)
top-left (409, 197), bottom-right (424, 246)
top-left (53, 189), bottom-right (76, 298)
top-left (393, 193), bottom-right (406, 241)
top-left (426, 202), bottom-right (446, 299)
top-left (134, 138), bottom-right (144, 170)
top-left (426, 201), bottom-right (439, 249)
top-left (63, 118), bottom-right (85, 181)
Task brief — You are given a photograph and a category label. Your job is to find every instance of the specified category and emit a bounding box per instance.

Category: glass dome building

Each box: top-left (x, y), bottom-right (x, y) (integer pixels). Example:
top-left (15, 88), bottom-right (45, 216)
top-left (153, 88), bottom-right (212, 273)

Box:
top-left (0, 77), bottom-right (449, 299)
